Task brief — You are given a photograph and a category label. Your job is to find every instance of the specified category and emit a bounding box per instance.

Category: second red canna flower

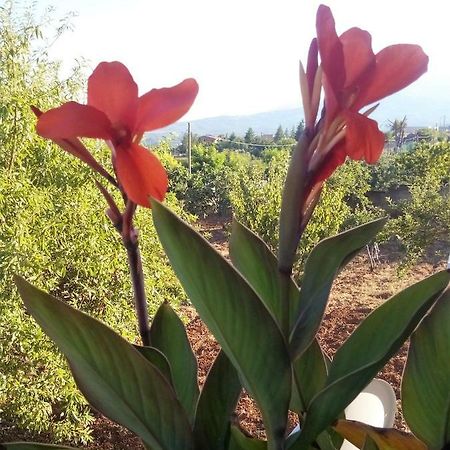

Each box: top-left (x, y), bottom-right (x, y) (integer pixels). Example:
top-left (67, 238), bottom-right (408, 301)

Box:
top-left (36, 61), bottom-right (199, 207)
top-left (300, 4), bottom-right (428, 217)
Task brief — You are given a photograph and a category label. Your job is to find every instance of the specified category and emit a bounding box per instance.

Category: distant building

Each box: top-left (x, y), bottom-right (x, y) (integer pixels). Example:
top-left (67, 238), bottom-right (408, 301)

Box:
top-left (198, 135), bottom-right (219, 144)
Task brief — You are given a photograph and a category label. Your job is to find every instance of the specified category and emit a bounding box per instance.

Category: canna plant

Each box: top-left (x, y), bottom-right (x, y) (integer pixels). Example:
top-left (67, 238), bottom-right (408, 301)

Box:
top-left (3, 4), bottom-right (450, 450)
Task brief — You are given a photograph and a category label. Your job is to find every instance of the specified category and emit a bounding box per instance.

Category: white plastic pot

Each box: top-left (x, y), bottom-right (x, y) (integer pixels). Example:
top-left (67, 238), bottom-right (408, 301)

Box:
top-left (289, 378), bottom-right (397, 449)
top-left (340, 378), bottom-right (396, 450)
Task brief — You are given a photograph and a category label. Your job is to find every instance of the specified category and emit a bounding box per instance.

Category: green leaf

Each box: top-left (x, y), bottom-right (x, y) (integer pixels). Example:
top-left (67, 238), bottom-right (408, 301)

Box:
top-left (150, 301), bottom-right (199, 423)
top-left (294, 270), bottom-right (450, 449)
top-left (194, 350), bottom-right (241, 450)
top-left (228, 426), bottom-right (267, 450)
top-left (229, 219), bottom-right (300, 330)
top-left (133, 344), bottom-right (174, 385)
top-left (289, 218), bottom-right (387, 359)
top-left (151, 201), bottom-right (291, 449)
top-left (0, 444), bottom-right (79, 449)
top-left (362, 436), bottom-right (379, 450)
top-left (290, 344), bottom-right (342, 450)
top-left (15, 276), bottom-right (193, 450)
top-left (402, 288), bottom-right (450, 448)
top-left (229, 220), bottom-right (338, 449)
top-left (291, 341), bottom-right (328, 412)
top-left (334, 420), bottom-right (427, 450)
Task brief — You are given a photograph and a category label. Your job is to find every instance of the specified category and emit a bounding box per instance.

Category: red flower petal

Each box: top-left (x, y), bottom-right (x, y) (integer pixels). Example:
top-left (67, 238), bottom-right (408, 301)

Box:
top-left (88, 61), bottom-right (138, 130)
top-left (315, 141), bottom-right (347, 184)
top-left (339, 27), bottom-right (375, 88)
top-left (32, 106), bottom-right (113, 180)
top-left (355, 44), bottom-right (428, 109)
top-left (344, 111), bottom-right (385, 163)
top-left (115, 143), bottom-right (168, 207)
top-left (36, 102), bottom-right (112, 140)
top-left (134, 78), bottom-right (199, 135)
top-left (306, 38), bottom-right (318, 93)
top-left (316, 5), bottom-right (345, 96)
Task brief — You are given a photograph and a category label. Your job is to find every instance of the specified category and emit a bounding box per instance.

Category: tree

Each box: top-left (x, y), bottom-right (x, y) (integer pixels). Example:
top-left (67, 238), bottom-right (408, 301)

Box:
top-left (176, 131), bottom-right (199, 154)
top-left (388, 116), bottom-right (407, 150)
top-left (274, 125), bottom-right (285, 142)
top-left (244, 127), bottom-right (256, 143)
top-left (295, 120), bottom-right (305, 141)
top-left (290, 126), bottom-right (296, 139)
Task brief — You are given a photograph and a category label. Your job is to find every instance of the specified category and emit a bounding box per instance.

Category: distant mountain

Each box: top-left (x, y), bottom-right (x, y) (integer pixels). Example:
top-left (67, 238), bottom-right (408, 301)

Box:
top-left (145, 108), bottom-right (304, 144)
top-left (145, 94), bottom-right (450, 145)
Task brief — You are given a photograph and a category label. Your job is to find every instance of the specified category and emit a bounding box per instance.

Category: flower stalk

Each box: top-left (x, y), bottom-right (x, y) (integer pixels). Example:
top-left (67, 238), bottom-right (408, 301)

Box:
top-left (278, 131), bottom-right (311, 275)
top-left (125, 233), bottom-right (151, 346)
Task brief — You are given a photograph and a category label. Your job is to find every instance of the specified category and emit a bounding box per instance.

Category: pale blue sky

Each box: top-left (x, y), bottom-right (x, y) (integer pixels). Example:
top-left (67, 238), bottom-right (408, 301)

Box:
top-left (41, 0), bottom-right (450, 122)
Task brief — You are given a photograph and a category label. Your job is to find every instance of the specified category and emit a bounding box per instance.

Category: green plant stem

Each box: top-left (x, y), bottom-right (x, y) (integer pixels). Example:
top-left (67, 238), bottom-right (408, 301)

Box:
top-left (126, 240), bottom-right (151, 346)
top-left (278, 131), bottom-right (312, 340)
top-left (278, 131), bottom-right (310, 273)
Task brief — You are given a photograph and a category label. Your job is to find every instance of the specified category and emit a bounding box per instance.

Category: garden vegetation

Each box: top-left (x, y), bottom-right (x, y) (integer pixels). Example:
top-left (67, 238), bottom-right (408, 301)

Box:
top-left (0, 1), bottom-right (449, 445)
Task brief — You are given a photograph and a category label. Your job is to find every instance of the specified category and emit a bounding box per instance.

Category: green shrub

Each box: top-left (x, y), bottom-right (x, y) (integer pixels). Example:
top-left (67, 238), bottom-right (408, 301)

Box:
top-left (228, 149), bottom-right (379, 266)
top-left (369, 142), bottom-right (450, 268)
top-left (383, 168), bottom-right (450, 269)
top-left (183, 145), bottom-right (233, 217)
top-left (370, 142), bottom-right (450, 191)
top-left (0, 156), bottom-right (190, 442)
top-left (155, 141), bottom-right (190, 202)
top-left (228, 149), bottom-right (287, 248)
top-left (0, 3), bottom-right (189, 442)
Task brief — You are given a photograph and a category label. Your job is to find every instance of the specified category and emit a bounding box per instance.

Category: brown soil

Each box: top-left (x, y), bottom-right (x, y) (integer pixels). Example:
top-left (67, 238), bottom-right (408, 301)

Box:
top-left (1, 216), bottom-right (446, 448)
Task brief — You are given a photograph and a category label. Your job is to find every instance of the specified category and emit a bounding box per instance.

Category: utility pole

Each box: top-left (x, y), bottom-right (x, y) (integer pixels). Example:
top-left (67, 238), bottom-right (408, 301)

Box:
top-left (187, 122), bottom-right (192, 175)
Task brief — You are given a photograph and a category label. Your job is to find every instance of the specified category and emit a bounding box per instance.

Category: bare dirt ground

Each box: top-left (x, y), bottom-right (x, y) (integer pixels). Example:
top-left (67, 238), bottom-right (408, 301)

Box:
top-left (1, 216), bottom-right (447, 448)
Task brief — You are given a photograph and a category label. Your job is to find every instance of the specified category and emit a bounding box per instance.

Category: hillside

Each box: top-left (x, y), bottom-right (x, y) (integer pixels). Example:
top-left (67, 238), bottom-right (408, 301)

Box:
top-left (145, 92), bottom-right (450, 144)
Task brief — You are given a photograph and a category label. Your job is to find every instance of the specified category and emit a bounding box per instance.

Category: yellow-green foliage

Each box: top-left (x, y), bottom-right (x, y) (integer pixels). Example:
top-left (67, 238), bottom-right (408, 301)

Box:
top-left (228, 149), bottom-right (378, 266)
top-left (0, 2), bottom-right (187, 442)
top-left (381, 142), bottom-right (450, 268)
top-left (370, 142), bottom-right (450, 191)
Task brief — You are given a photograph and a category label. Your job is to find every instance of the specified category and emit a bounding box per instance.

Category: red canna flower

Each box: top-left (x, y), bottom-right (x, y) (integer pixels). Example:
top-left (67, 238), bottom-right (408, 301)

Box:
top-left (36, 61), bottom-right (199, 207)
top-left (299, 4), bottom-right (428, 223)
top-left (279, 4), bottom-right (429, 272)
top-left (314, 5), bottom-right (428, 165)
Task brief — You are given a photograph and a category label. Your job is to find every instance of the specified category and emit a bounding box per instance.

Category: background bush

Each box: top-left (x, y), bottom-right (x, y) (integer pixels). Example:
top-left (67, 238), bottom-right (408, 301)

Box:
top-left (378, 143), bottom-right (450, 267)
top-left (370, 142), bottom-right (450, 191)
top-left (0, 3), bottom-right (188, 443)
top-left (228, 149), bottom-right (380, 266)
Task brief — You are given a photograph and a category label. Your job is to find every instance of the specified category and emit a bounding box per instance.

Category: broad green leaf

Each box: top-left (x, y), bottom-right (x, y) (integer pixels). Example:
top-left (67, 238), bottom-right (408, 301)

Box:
top-left (289, 218), bottom-right (387, 360)
top-left (316, 430), bottom-right (342, 450)
top-left (228, 426), bottom-right (267, 450)
top-left (291, 343), bottom-right (344, 450)
top-left (151, 200), bottom-right (291, 449)
top-left (402, 288), bottom-right (450, 448)
top-left (150, 301), bottom-right (199, 423)
top-left (285, 431), bottom-right (314, 450)
top-left (0, 444), bottom-right (79, 449)
top-left (228, 220), bottom-right (337, 449)
top-left (15, 276), bottom-right (193, 450)
top-left (294, 270), bottom-right (450, 449)
top-left (194, 350), bottom-right (241, 450)
top-left (334, 420), bottom-right (427, 450)
top-left (287, 425), bottom-right (341, 450)
top-left (229, 219), bottom-right (300, 330)
top-left (291, 341), bottom-right (328, 412)
top-left (133, 344), bottom-right (174, 385)
top-left (362, 436), bottom-right (380, 450)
